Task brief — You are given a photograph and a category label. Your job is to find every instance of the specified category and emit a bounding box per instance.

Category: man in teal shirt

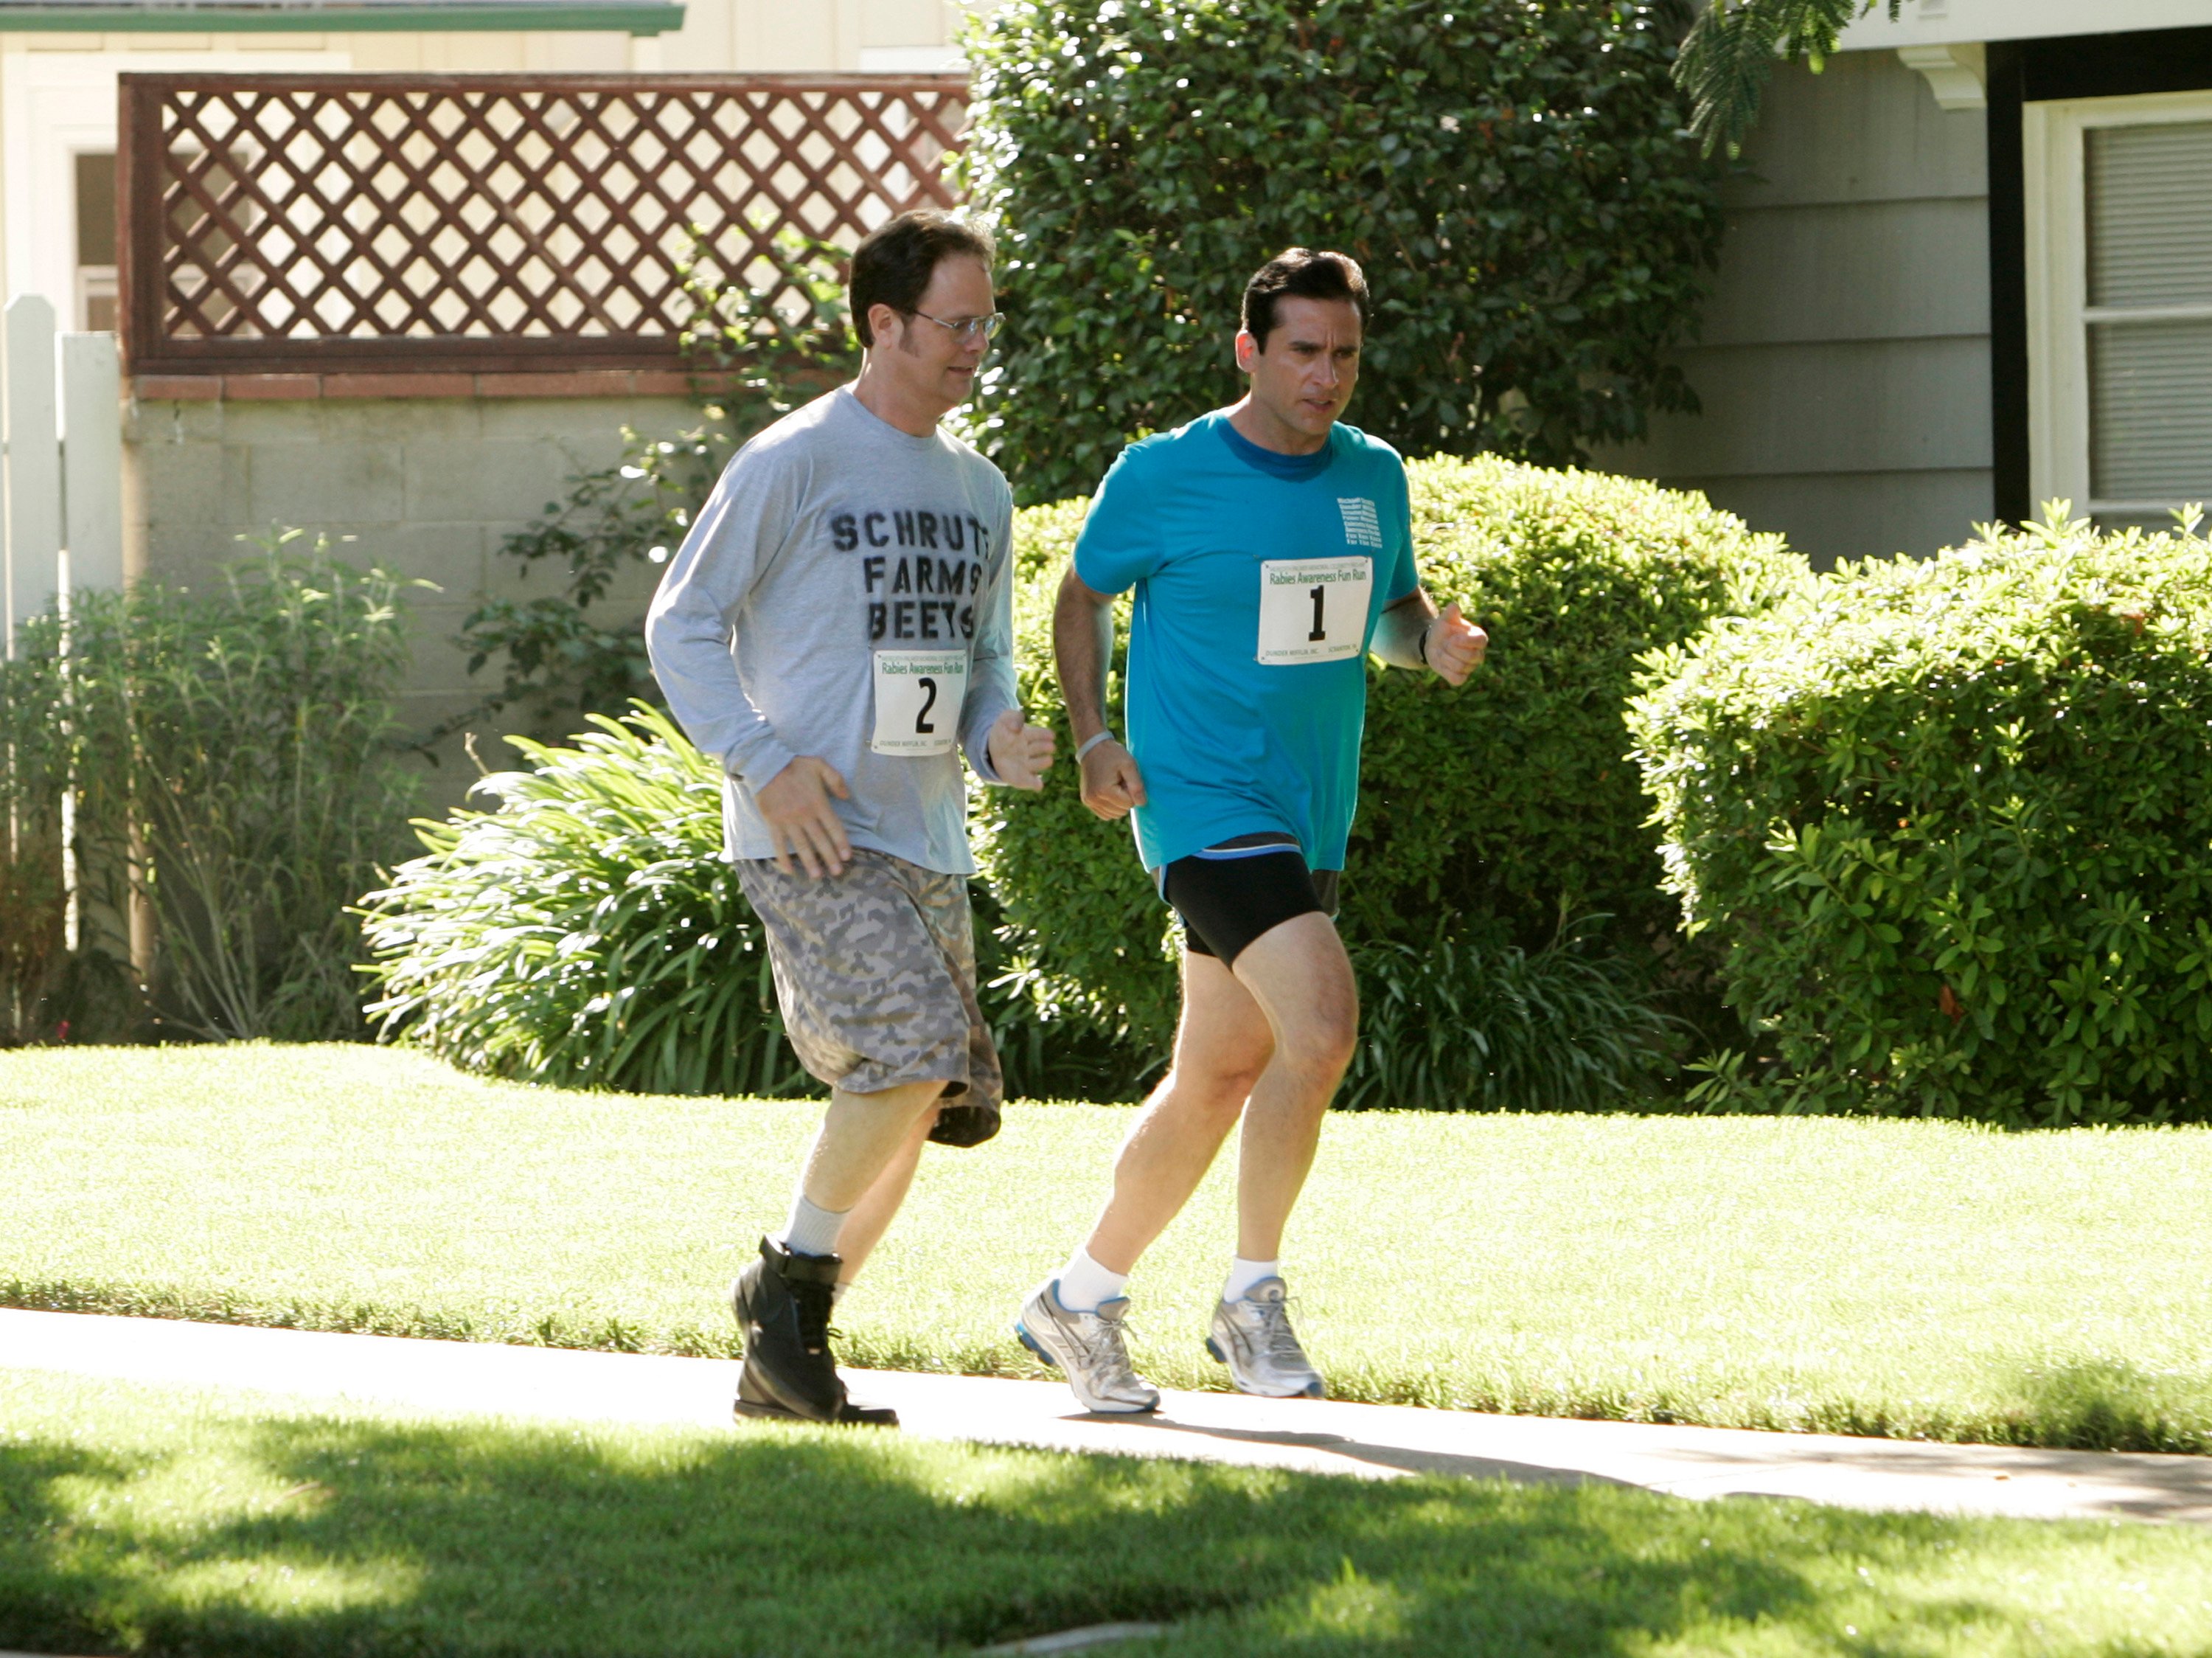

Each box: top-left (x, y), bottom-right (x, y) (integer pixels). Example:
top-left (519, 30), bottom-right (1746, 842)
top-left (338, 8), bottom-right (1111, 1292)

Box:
top-left (1017, 249), bottom-right (1487, 1410)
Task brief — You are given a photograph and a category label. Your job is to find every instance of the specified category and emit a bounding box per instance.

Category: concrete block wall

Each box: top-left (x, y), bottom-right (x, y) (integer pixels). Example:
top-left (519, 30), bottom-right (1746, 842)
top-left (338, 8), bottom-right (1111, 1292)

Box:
top-left (125, 381), bottom-right (700, 813)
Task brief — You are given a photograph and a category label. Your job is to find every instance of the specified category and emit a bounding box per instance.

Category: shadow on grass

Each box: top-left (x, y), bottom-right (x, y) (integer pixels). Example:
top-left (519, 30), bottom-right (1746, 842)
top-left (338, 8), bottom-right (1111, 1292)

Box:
top-left (0, 1405), bottom-right (2113, 1658)
top-left (1977, 1356), bottom-right (2212, 1455)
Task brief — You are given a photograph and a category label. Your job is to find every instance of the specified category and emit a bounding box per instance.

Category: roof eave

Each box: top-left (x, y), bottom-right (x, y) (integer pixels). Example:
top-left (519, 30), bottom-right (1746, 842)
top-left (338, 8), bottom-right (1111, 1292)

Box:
top-left (0, 2), bottom-right (683, 33)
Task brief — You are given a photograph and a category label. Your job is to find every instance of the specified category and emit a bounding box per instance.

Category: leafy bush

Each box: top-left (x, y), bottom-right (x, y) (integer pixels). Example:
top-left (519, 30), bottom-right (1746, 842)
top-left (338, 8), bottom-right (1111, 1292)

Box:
top-left (1340, 924), bottom-right (1679, 1113)
top-left (0, 622), bottom-right (80, 1041)
top-left (1351, 456), bottom-right (1806, 949)
top-left (361, 705), bottom-right (810, 1097)
top-left (0, 537), bottom-right (422, 1041)
top-left (956, 0), bottom-right (1725, 504)
top-left (975, 462), bottom-right (1806, 1055)
top-left (361, 704), bottom-right (1141, 1101)
top-left (1629, 505), bottom-right (2212, 1126)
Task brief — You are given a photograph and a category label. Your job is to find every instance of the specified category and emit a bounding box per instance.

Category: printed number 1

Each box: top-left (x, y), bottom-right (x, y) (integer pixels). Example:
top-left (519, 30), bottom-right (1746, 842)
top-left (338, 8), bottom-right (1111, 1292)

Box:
top-left (915, 676), bottom-right (937, 734)
top-left (1308, 586), bottom-right (1327, 642)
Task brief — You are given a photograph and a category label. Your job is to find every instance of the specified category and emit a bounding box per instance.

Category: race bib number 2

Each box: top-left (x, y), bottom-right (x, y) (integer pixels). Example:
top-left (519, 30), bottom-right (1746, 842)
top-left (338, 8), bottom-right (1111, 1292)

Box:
top-left (872, 649), bottom-right (968, 756)
top-left (1256, 556), bottom-right (1372, 665)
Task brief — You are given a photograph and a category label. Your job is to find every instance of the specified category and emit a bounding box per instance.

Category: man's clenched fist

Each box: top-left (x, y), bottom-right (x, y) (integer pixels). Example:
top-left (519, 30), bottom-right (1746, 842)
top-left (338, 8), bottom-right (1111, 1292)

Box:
top-left (987, 708), bottom-right (1057, 792)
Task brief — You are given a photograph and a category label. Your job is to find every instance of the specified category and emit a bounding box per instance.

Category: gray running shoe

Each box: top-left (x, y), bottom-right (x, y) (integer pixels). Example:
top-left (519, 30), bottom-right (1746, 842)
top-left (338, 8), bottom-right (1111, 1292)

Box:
top-left (1015, 1280), bottom-right (1161, 1414)
top-left (1206, 1277), bottom-right (1326, 1398)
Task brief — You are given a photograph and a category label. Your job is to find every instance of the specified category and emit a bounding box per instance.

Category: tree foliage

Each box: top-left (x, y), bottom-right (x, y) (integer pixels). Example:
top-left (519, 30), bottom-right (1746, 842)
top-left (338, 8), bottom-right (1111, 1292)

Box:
top-left (956, 0), bottom-right (1728, 506)
top-left (1674, 0), bottom-right (1900, 158)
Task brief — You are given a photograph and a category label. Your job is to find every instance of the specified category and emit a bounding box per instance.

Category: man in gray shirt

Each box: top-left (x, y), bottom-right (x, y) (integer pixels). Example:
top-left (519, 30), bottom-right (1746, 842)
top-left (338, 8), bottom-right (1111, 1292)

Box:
top-left (646, 212), bottom-right (1052, 1426)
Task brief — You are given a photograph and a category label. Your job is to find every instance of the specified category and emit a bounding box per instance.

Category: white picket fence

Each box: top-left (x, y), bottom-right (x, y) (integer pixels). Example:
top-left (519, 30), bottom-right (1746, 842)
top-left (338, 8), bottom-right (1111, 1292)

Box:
top-left (2, 294), bottom-right (124, 659)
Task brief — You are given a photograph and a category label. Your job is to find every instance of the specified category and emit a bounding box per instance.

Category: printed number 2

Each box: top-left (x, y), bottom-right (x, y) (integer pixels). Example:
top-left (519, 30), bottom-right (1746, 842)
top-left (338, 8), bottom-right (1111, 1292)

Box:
top-left (915, 676), bottom-right (938, 734)
top-left (1308, 586), bottom-right (1327, 642)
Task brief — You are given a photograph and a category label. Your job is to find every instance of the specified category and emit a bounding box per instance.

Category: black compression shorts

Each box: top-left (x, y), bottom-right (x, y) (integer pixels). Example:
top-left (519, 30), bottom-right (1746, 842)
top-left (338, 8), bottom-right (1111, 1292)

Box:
top-left (1160, 836), bottom-right (1341, 966)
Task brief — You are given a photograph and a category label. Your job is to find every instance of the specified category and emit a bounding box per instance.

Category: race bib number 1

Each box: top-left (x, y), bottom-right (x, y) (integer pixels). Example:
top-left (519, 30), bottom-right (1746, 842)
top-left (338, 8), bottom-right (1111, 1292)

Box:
top-left (872, 649), bottom-right (967, 756)
top-left (1256, 556), bottom-right (1372, 665)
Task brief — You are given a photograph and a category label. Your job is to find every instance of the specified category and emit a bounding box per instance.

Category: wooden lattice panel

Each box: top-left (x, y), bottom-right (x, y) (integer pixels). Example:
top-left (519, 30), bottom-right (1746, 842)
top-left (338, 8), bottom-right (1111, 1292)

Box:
top-left (117, 73), bottom-right (968, 375)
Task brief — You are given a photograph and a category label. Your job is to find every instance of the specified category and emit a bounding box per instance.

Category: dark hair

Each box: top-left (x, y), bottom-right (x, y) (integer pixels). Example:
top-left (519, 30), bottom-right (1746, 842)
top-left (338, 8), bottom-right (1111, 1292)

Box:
top-left (1240, 247), bottom-right (1368, 350)
top-left (849, 211), bottom-right (996, 347)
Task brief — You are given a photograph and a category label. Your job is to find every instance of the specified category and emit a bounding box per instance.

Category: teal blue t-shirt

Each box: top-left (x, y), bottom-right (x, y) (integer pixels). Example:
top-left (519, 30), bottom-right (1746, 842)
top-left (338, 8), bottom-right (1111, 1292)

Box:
top-left (1073, 411), bottom-right (1420, 873)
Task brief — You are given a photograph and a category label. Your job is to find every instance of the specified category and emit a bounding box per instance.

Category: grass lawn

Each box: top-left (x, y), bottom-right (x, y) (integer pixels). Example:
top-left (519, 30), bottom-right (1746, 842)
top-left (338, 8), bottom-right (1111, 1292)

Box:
top-left (6, 1043), bottom-right (2212, 1454)
top-left (7, 1368), bottom-right (2212, 1658)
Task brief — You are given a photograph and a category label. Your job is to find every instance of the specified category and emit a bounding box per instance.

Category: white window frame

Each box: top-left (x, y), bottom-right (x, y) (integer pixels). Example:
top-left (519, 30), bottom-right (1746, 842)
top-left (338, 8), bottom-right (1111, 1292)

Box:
top-left (2024, 88), bottom-right (2212, 521)
top-left (1, 48), bottom-right (348, 327)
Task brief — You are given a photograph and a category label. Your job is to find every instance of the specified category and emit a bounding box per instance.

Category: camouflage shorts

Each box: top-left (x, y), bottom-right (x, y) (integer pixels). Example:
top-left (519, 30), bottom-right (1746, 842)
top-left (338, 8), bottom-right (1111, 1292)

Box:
top-left (735, 849), bottom-right (1003, 1148)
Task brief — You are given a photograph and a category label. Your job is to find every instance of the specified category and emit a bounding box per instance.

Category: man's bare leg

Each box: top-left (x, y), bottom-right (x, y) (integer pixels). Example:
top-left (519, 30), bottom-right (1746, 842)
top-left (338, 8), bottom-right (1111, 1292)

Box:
top-left (1012, 964), bottom-right (1267, 1414)
top-left (1021, 912), bottom-right (1357, 1409)
top-left (1083, 954), bottom-right (1274, 1273)
top-left (797, 1078), bottom-right (946, 1212)
top-left (1223, 912), bottom-right (1359, 1260)
top-left (734, 1077), bottom-right (944, 1426)
top-left (1085, 911), bottom-right (1357, 1272)
top-left (832, 1096), bottom-right (942, 1283)
top-left (771, 1078), bottom-right (945, 1264)
top-left (1202, 913), bottom-right (1357, 1398)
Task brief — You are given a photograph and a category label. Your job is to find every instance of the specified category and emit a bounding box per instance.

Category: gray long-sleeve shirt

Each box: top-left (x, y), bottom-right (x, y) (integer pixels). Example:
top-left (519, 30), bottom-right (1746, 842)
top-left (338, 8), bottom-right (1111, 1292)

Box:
top-left (644, 385), bottom-right (1019, 876)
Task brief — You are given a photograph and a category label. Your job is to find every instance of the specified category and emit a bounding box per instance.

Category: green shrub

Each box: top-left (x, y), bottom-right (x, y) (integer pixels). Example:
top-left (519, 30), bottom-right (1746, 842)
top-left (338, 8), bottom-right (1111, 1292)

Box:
top-left (0, 622), bottom-right (78, 1041)
top-left (956, 0), bottom-right (1725, 504)
top-left (976, 462), bottom-right (1806, 1056)
top-left (1628, 505), bottom-right (2212, 1126)
top-left (361, 705), bottom-right (810, 1097)
top-left (1349, 457), bottom-right (1806, 949)
top-left (0, 538), bottom-right (421, 1042)
top-left (361, 704), bottom-right (1141, 1101)
top-left (1340, 924), bottom-right (1679, 1113)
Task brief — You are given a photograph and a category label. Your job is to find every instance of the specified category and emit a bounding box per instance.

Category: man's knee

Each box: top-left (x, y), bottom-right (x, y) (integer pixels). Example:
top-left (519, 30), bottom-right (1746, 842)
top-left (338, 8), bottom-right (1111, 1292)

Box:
top-left (1279, 1000), bottom-right (1357, 1081)
top-left (1172, 1047), bottom-right (1270, 1110)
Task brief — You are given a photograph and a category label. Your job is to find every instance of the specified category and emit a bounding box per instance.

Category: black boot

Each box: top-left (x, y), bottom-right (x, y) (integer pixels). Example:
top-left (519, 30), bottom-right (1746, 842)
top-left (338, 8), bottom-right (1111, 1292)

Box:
top-left (731, 1238), bottom-right (897, 1427)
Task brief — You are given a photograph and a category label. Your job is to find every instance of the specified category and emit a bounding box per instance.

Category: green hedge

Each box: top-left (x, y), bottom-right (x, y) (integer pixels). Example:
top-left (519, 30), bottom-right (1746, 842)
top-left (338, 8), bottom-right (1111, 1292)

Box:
top-left (956, 0), bottom-right (1725, 504)
top-left (970, 499), bottom-right (1169, 1044)
top-left (360, 703), bottom-right (1135, 1103)
top-left (974, 458), bottom-right (1806, 1052)
top-left (1350, 457), bottom-right (1806, 948)
top-left (1629, 507), bottom-right (2212, 1126)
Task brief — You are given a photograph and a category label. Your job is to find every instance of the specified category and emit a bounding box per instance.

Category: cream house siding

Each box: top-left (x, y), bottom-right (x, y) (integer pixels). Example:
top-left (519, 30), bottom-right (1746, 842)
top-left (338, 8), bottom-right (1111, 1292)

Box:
top-left (4, 0), bottom-right (970, 69)
top-left (1593, 49), bottom-right (1994, 569)
top-left (664, 0), bottom-right (962, 74)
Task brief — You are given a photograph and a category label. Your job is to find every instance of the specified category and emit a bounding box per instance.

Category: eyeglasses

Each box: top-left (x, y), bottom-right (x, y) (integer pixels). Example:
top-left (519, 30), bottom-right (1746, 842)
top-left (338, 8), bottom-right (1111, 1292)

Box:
top-left (908, 309), bottom-right (1006, 344)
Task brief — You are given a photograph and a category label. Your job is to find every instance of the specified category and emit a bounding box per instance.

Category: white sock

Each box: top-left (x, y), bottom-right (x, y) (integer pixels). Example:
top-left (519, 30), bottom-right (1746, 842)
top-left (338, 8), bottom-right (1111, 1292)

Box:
top-left (1056, 1248), bottom-right (1130, 1313)
top-left (1223, 1257), bottom-right (1281, 1303)
top-left (776, 1192), bottom-right (846, 1259)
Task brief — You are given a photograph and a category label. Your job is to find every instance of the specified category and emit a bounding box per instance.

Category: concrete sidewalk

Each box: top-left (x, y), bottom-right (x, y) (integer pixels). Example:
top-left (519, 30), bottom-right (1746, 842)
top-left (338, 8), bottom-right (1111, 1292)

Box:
top-left (7, 1308), bottom-right (2209, 1526)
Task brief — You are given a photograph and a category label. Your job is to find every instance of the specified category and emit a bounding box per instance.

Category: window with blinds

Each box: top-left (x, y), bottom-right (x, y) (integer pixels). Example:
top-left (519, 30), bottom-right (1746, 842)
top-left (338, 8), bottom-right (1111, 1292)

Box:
top-left (2084, 120), bottom-right (2212, 526)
